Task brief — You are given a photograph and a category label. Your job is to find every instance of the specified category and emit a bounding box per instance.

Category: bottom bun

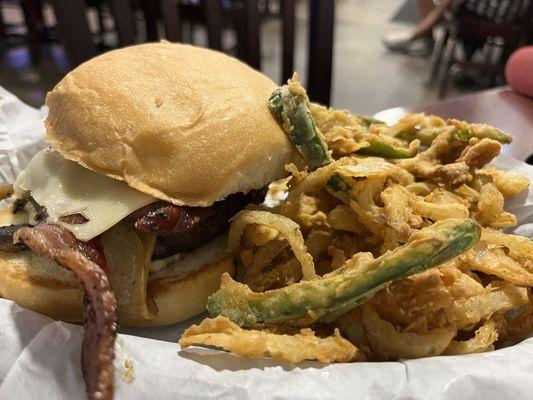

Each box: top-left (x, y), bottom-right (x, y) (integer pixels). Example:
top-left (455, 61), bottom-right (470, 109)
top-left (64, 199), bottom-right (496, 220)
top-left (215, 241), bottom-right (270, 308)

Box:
top-left (0, 209), bottom-right (233, 327)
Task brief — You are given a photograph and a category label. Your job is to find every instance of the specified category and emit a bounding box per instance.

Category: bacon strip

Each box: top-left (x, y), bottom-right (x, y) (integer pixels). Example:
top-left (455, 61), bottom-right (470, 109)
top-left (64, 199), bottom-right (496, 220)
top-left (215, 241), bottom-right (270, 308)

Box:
top-left (130, 189), bottom-right (267, 258)
top-left (14, 224), bottom-right (116, 400)
top-left (130, 201), bottom-right (213, 235)
top-left (0, 224), bottom-right (29, 252)
top-left (131, 188), bottom-right (266, 235)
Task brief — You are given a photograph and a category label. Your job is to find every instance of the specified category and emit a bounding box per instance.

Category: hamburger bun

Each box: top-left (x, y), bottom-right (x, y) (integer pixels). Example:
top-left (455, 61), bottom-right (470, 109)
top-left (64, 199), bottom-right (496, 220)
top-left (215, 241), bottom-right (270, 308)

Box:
top-left (45, 41), bottom-right (294, 207)
top-left (0, 208), bottom-right (234, 326)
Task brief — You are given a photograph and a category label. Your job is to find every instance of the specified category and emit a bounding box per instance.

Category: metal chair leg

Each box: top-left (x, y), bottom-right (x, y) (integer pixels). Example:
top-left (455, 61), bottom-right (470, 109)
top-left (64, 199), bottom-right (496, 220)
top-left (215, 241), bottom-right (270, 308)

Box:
top-left (21, 0), bottom-right (45, 65)
top-left (0, 2), bottom-right (6, 40)
top-left (438, 34), bottom-right (457, 98)
top-left (428, 26), bottom-right (449, 85)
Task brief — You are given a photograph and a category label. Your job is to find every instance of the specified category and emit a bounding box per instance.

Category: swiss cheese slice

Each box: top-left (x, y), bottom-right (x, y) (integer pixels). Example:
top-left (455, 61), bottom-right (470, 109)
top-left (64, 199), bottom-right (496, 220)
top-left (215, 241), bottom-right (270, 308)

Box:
top-left (14, 150), bottom-right (156, 241)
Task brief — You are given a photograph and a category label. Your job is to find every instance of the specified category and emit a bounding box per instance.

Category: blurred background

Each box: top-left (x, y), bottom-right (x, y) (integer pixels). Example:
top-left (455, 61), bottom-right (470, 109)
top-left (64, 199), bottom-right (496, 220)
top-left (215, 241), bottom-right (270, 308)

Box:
top-left (0, 0), bottom-right (532, 114)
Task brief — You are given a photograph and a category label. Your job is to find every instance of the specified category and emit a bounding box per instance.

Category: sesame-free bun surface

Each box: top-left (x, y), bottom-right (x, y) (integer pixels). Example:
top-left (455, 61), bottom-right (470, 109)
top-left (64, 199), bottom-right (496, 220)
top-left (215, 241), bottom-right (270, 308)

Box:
top-left (0, 208), bottom-right (234, 326)
top-left (45, 42), bottom-right (293, 207)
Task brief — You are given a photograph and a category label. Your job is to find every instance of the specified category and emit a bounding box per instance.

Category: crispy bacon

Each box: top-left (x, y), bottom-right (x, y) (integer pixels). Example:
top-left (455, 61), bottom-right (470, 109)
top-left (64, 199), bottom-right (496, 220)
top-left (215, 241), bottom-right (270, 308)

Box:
top-left (130, 201), bottom-right (213, 235)
top-left (60, 213), bottom-right (90, 225)
top-left (14, 224), bottom-right (117, 400)
top-left (29, 196), bottom-right (48, 221)
top-left (130, 189), bottom-right (266, 258)
top-left (0, 224), bottom-right (29, 251)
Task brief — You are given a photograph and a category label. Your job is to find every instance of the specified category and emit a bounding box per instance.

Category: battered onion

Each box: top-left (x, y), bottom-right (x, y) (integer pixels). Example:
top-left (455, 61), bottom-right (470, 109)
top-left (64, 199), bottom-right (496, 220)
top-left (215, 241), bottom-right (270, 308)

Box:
top-left (180, 316), bottom-right (360, 363)
top-left (280, 159), bottom-right (349, 220)
top-left (443, 318), bottom-right (499, 355)
top-left (361, 303), bottom-right (456, 360)
top-left (229, 210), bottom-right (317, 280)
top-left (192, 107), bottom-right (533, 363)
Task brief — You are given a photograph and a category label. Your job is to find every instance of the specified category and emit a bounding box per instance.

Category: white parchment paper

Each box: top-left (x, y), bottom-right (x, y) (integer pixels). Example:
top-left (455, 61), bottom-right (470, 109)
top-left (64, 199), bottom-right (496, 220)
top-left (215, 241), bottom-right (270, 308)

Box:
top-left (0, 90), bottom-right (532, 400)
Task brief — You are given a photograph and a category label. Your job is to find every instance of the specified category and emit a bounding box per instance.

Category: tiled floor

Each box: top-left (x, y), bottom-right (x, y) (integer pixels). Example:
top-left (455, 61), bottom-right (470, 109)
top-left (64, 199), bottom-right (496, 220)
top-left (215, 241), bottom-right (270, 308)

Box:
top-left (0, 0), bottom-right (480, 113)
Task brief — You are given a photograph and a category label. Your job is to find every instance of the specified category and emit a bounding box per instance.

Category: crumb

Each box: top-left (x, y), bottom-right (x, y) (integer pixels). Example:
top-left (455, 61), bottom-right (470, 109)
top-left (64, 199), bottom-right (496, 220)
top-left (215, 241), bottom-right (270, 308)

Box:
top-left (155, 98), bottom-right (164, 108)
top-left (120, 359), bottom-right (135, 383)
top-left (284, 163), bottom-right (308, 184)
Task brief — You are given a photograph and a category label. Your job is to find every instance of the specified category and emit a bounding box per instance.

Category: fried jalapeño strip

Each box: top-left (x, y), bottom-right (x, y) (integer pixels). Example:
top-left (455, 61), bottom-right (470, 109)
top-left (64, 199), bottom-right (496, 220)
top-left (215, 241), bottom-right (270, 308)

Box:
top-left (393, 118), bottom-right (513, 187)
top-left (14, 224), bottom-right (116, 400)
top-left (207, 218), bottom-right (481, 328)
top-left (307, 103), bottom-right (417, 159)
top-left (268, 75), bottom-right (333, 169)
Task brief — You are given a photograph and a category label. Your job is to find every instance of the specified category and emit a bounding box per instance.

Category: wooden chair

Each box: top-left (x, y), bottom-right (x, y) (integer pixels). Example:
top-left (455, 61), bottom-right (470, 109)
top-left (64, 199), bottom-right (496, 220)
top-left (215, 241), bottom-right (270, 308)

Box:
top-left (0, 0), bottom-right (47, 64)
top-left (171, 0), bottom-right (335, 105)
top-left (430, 0), bottom-right (533, 98)
top-left (223, 0), bottom-right (336, 105)
top-left (48, 0), bottom-right (335, 105)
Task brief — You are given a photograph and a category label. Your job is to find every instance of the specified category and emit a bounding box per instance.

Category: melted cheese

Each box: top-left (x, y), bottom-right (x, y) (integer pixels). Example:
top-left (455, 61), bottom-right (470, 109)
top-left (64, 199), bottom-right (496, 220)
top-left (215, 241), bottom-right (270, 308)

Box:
top-left (14, 150), bottom-right (156, 241)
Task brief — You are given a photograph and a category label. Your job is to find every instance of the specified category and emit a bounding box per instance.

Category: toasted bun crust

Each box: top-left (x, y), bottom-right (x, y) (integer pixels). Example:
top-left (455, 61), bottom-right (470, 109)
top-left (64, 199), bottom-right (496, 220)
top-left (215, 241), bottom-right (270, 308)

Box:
top-left (0, 209), bottom-right (233, 327)
top-left (45, 42), bottom-right (294, 207)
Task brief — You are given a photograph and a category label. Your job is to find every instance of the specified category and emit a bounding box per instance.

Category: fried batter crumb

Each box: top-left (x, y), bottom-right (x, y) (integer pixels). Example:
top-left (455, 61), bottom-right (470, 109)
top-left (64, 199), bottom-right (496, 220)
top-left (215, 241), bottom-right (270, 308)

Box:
top-left (120, 359), bottom-right (135, 383)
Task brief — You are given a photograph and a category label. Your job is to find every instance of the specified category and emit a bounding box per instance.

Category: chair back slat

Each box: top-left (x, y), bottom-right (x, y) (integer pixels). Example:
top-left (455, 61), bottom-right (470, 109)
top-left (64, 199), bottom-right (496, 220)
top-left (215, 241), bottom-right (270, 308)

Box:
top-left (281, 0), bottom-right (295, 83)
top-left (243, 0), bottom-right (260, 69)
top-left (48, 0), bottom-right (96, 67)
top-left (110, 0), bottom-right (136, 45)
top-left (160, 0), bottom-right (182, 42)
top-left (519, 0), bottom-right (533, 27)
top-left (459, 0), bottom-right (532, 24)
top-left (204, 0), bottom-right (222, 50)
top-left (49, 0), bottom-right (336, 105)
top-left (142, 0), bottom-right (160, 41)
top-left (307, 0), bottom-right (335, 106)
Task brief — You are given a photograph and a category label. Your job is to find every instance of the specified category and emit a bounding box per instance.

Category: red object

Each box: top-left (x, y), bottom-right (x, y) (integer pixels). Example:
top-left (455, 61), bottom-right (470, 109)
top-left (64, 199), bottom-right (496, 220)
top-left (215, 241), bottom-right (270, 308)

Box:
top-left (505, 46), bottom-right (533, 98)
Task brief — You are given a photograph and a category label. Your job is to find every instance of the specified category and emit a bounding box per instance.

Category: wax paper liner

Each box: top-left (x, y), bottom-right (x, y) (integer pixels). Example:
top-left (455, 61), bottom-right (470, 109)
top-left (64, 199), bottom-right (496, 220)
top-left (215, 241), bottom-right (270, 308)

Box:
top-left (0, 90), bottom-right (532, 400)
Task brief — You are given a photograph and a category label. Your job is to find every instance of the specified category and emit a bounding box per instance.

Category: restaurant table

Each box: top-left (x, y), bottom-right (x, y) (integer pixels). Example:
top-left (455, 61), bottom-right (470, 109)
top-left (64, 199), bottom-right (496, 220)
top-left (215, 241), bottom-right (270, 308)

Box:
top-left (408, 86), bottom-right (533, 163)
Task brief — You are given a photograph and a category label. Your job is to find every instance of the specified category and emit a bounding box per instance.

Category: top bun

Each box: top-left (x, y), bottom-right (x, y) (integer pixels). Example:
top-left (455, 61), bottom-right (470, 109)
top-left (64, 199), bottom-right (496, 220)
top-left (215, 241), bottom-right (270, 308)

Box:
top-left (45, 42), bottom-right (294, 206)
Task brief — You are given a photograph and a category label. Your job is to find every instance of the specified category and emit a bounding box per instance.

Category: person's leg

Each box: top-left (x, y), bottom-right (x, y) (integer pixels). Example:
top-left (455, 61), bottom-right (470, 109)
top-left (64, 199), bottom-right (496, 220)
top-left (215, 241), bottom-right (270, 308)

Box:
top-left (383, 0), bottom-right (454, 54)
top-left (410, 0), bottom-right (453, 40)
top-left (417, 0), bottom-right (436, 18)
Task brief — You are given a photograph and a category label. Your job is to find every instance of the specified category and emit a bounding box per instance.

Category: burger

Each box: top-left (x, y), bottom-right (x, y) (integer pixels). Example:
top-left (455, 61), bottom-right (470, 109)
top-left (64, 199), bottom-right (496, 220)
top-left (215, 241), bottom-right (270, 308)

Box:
top-left (0, 42), bottom-right (294, 398)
